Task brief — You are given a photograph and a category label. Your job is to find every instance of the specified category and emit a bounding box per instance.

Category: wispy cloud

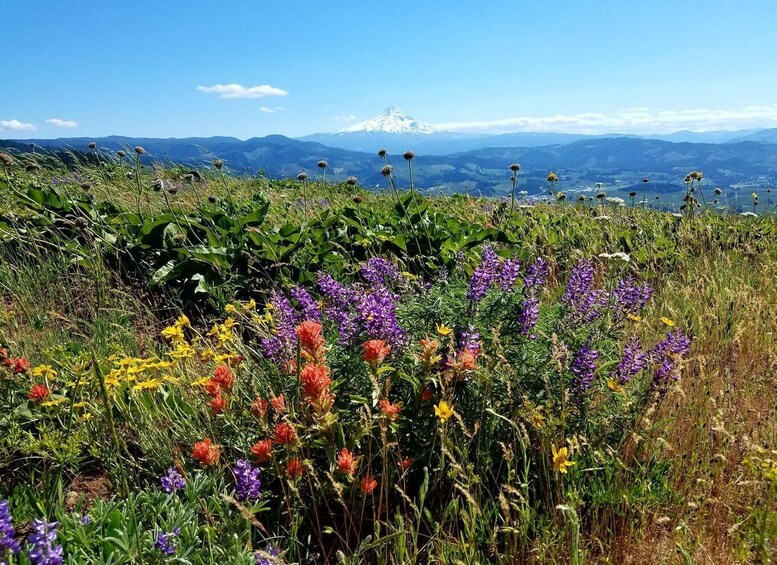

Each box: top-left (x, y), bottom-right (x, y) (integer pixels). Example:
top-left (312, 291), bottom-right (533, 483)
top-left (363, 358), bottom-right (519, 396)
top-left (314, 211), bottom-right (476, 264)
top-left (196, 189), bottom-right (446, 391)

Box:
top-left (46, 118), bottom-right (79, 129)
top-left (0, 119), bottom-right (36, 132)
top-left (259, 106), bottom-right (285, 113)
top-left (332, 113), bottom-right (357, 122)
top-left (434, 104), bottom-right (777, 134)
top-left (197, 83), bottom-right (288, 99)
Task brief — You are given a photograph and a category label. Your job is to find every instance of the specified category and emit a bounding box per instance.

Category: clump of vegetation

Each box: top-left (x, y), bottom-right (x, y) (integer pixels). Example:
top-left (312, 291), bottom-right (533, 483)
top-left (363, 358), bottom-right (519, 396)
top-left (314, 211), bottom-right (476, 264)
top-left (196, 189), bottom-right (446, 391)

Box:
top-left (0, 149), bottom-right (774, 563)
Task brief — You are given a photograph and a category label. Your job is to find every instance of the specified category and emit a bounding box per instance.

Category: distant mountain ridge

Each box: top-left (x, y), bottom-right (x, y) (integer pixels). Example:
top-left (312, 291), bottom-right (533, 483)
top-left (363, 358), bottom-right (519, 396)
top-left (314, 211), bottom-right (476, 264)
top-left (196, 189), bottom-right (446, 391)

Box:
top-left (335, 106), bottom-right (436, 134)
top-left (3, 134), bottom-right (777, 204)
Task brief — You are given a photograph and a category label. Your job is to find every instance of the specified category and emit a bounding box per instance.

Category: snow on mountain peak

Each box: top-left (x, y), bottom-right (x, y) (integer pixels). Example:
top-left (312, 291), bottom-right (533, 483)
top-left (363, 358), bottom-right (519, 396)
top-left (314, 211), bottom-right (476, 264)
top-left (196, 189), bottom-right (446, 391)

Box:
top-left (336, 107), bottom-right (437, 134)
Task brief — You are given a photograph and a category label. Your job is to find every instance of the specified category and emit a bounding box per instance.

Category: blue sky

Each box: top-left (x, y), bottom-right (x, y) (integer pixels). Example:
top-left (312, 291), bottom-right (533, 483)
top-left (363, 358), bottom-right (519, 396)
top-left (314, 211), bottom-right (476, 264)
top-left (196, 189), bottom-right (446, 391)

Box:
top-left (2, 1), bottom-right (777, 139)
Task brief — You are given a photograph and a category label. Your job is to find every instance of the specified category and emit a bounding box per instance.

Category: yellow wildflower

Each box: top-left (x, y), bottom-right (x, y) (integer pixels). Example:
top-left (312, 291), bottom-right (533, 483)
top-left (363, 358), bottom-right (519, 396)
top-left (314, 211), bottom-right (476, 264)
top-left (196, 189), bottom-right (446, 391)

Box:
top-left (80, 413), bottom-right (93, 421)
top-left (436, 323), bottom-right (453, 336)
top-left (161, 325), bottom-right (185, 342)
top-left (552, 443), bottom-right (575, 474)
top-left (607, 378), bottom-right (623, 393)
top-left (191, 375), bottom-right (211, 387)
top-left (72, 402), bottom-right (87, 409)
top-left (529, 411), bottom-right (546, 429)
top-left (41, 398), bottom-right (68, 408)
top-left (32, 365), bottom-right (58, 379)
top-left (243, 298), bottom-right (256, 311)
top-left (434, 401), bottom-right (454, 423)
top-left (133, 379), bottom-right (162, 391)
top-left (175, 314), bottom-right (191, 328)
top-left (627, 313), bottom-right (642, 322)
top-left (225, 304), bottom-right (238, 314)
top-left (660, 317), bottom-right (675, 327)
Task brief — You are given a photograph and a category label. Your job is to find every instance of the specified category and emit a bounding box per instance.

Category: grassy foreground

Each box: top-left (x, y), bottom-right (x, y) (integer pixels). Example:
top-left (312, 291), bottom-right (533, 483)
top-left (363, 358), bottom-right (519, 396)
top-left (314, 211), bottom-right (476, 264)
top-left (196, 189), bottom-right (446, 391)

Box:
top-left (0, 151), bottom-right (775, 563)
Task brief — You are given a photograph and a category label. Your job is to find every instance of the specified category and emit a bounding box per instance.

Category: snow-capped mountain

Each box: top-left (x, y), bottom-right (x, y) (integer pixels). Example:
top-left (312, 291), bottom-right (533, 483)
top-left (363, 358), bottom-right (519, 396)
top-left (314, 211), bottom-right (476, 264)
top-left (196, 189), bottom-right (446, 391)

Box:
top-left (336, 106), bottom-right (437, 135)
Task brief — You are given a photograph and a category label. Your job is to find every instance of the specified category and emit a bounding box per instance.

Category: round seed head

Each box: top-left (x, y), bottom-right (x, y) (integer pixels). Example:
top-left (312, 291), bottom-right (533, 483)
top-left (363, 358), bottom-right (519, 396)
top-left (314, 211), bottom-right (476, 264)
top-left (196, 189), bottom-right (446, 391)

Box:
top-left (317, 160), bottom-right (328, 169)
top-left (578, 195), bottom-right (586, 202)
top-left (25, 161), bottom-right (39, 172)
top-left (547, 171), bottom-right (558, 183)
top-left (346, 176), bottom-right (357, 186)
top-left (297, 172), bottom-right (308, 181)
top-left (556, 192), bottom-right (566, 201)
top-left (381, 164), bottom-right (393, 177)
top-left (642, 177), bottom-right (649, 183)
top-left (88, 142), bottom-right (96, 149)
top-left (81, 182), bottom-right (92, 190)
top-left (596, 191), bottom-right (606, 199)
top-left (153, 178), bottom-right (164, 192)
top-left (714, 188), bottom-right (722, 195)
top-left (0, 152), bottom-right (13, 166)
top-left (116, 150), bottom-right (126, 158)
top-left (134, 146), bottom-right (145, 155)
top-left (208, 195), bottom-right (217, 203)
top-left (378, 148), bottom-right (387, 158)
top-left (213, 159), bottom-right (224, 170)
top-left (629, 191), bottom-right (637, 197)
top-left (353, 195), bottom-right (365, 204)
top-left (403, 151), bottom-right (415, 161)
top-left (167, 184), bottom-right (179, 195)
top-left (509, 163), bottom-right (521, 172)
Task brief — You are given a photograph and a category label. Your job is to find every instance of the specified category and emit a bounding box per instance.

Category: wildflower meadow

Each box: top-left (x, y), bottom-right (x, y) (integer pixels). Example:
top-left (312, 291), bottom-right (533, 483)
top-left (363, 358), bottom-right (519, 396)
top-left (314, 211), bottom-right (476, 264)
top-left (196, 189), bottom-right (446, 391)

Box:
top-left (0, 148), bottom-right (775, 564)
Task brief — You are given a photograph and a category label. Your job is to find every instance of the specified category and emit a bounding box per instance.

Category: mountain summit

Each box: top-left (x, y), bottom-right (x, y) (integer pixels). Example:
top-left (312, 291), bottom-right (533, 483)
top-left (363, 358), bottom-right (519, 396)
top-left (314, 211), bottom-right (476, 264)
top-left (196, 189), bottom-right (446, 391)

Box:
top-left (336, 106), bottom-right (437, 135)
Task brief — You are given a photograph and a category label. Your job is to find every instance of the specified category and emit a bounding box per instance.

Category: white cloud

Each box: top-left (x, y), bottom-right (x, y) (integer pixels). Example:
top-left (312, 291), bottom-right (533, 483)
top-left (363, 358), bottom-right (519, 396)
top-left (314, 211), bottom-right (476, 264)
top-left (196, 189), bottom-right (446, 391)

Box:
top-left (333, 113), bottom-right (357, 122)
top-left (46, 118), bottom-right (79, 129)
top-left (0, 119), bottom-right (36, 132)
top-left (259, 106), bottom-right (285, 113)
top-left (197, 83), bottom-right (288, 99)
top-left (434, 103), bottom-right (777, 134)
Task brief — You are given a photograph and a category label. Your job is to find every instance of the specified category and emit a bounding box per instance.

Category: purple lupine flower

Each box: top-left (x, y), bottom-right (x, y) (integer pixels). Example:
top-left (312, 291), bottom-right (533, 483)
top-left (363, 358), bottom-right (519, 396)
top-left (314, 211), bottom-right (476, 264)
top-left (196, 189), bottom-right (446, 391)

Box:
top-left (459, 326), bottom-right (481, 356)
top-left (611, 337), bottom-right (646, 384)
top-left (317, 274), bottom-right (359, 344)
top-left (356, 287), bottom-right (406, 348)
top-left (255, 544), bottom-right (281, 565)
top-left (518, 296), bottom-right (540, 336)
top-left (261, 292), bottom-right (298, 366)
top-left (651, 329), bottom-right (691, 391)
top-left (0, 499), bottom-right (20, 557)
top-left (234, 459), bottom-right (262, 502)
top-left (27, 519), bottom-right (63, 565)
top-left (155, 528), bottom-right (181, 556)
top-left (563, 260), bottom-right (608, 323)
top-left (467, 245), bottom-right (501, 303)
top-left (571, 344), bottom-right (599, 397)
top-left (498, 258), bottom-right (522, 291)
top-left (160, 467), bottom-right (187, 494)
top-left (611, 278), bottom-right (653, 319)
top-left (563, 260), bottom-right (596, 305)
top-left (290, 286), bottom-right (321, 322)
top-left (523, 258), bottom-right (549, 291)
top-left (80, 515), bottom-right (91, 525)
top-left (361, 257), bottom-right (400, 288)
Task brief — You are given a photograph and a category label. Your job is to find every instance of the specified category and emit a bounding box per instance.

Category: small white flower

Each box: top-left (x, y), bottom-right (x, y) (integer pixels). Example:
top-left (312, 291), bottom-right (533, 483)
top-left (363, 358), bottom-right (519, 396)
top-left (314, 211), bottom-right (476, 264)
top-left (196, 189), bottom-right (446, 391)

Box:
top-left (740, 212), bottom-right (758, 217)
top-left (605, 197), bottom-right (626, 207)
top-left (599, 252), bottom-right (631, 263)
top-left (594, 215), bottom-right (611, 221)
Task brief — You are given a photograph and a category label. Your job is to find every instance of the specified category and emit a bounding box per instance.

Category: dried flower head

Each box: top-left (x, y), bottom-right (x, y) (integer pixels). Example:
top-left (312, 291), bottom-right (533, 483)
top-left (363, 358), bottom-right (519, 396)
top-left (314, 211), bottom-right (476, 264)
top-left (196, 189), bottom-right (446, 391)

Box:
top-left (596, 191), bottom-right (606, 199)
top-left (403, 150), bottom-right (415, 161)
top-left (381, 165), bottom-right (393, 177)
top-left (547, 171), bottom-right (558, 183)
top-left (353, 195), bottom-right (365, 204)
top-left (346, 176), bottom-right (357, 186)
top-left (629, 191), bottom-right (637, 197)
top-left (317, 160), bottom-right (328, 169)
top-left (297, 172), bottom-right (308, 181)
top-left (213, 159), bottom-right (224, 170)
top-left (153, 178), bottom-right (164, 192)
top-left (0, 152), bottom-right (14, 166)
top-left (116, 150), bottom-right (126, 158)
top-left (510, 163), bottom-right (521, 172)
top-left (88, 142), bottom-right (96, 149)
top-left (642, 177), bottom-right (649, 184)
top-left (377, 148), bottom-right (387, 157)
top-left (134, 146), bottom-right (145, 155)
top-left (714, 187), bottom-right (722, 195)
